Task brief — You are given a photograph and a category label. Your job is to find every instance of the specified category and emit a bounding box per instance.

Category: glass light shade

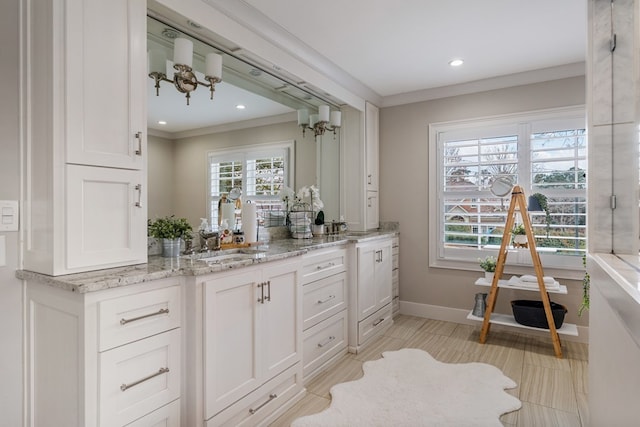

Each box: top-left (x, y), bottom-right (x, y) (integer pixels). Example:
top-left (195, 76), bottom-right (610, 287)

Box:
top-left (173, 38), bottom-right (193, 67)
top-left (205, 52), bottom-right (222, 78)
top-left (148, 49), bottom-right (167, 74)
top-left (309, 114), bottom-right (319, 127)
top-left (318, 105), bottom-right (330, 122)
top-left (297, 109), bottom-right (309, 125)
top-left (330, 111), bottom-right (341, 127)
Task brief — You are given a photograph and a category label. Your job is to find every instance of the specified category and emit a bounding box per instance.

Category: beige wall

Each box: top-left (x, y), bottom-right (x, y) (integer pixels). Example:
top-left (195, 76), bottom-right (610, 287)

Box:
top-left (149, 120), bottom-right (316, 228)
top-left (0, 0), bottom-right (23, 423)
top-left (379, 76), bottom-right (589, 328)
top-left (148, 134), bottom-right (177, 220)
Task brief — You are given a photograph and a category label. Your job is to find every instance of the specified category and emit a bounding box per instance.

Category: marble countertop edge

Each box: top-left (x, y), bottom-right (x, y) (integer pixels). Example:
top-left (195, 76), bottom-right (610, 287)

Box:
top-left (16, 231), bottom-right (399, 293)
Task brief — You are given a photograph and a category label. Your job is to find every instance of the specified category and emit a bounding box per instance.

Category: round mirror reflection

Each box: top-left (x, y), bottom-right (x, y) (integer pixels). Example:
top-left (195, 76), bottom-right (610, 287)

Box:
top-left (490, 177), bottom-right (513, 197)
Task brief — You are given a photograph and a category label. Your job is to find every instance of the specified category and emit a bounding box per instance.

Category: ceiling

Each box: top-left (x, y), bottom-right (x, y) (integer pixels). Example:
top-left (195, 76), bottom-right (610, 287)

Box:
top-left (241, 0), bottom-right (587, 97)
top-left (148, 0), bottom-right (587, 134)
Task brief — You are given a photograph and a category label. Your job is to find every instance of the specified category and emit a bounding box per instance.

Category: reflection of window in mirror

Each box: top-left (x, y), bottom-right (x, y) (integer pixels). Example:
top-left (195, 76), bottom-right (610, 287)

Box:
top-left (208, 142), bottom-right (294, 229)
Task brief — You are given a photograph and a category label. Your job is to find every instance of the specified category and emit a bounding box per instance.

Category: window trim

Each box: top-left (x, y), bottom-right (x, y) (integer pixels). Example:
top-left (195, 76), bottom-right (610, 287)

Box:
top-left (206, 140), bottom-right (295, 224)
top-left (428, 106), bottom-right (586, 279)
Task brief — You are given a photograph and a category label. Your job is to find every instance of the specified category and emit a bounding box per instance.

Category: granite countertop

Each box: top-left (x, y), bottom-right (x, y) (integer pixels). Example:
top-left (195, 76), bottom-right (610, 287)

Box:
top-left (16, 230), bottom-right (398, 293)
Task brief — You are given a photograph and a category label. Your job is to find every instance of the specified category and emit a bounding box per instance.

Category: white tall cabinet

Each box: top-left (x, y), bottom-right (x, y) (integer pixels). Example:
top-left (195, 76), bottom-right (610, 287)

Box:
top-left (343, 102), bottom-right (381, 231)
top-left (23, 0), bottom-right (147, 275)
top-left (348, 237), bottom-right (393, 352)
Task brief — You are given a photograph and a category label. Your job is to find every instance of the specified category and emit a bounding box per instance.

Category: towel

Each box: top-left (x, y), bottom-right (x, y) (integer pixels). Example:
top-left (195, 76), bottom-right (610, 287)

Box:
top-left (507, 275), bottom-right (560, 291)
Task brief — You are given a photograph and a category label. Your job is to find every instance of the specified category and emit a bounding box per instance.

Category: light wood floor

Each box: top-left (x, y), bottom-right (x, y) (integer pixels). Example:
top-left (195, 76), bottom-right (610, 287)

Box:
top-left (271, 315), bottom-right (589, 427)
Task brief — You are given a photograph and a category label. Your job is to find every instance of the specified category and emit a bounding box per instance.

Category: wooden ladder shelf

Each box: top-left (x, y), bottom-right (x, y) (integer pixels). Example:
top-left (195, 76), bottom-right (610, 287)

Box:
top-left (479, 185), bottom-right (563, 358)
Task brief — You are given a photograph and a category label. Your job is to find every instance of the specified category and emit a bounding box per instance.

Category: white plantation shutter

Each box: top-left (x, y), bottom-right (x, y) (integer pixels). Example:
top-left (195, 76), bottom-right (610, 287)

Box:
top-left (432, 108), bottom-right (586, 271)
top-left (208, 142), bottom-right (293, 227)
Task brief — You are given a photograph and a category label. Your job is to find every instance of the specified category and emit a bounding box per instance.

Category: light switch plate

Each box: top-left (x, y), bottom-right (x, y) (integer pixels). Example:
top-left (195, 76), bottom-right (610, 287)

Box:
top-left (0, 200), bottom-right (19, 232)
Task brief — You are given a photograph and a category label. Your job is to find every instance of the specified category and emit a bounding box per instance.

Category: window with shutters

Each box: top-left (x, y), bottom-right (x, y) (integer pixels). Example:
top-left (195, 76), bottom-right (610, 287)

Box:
top-left (429, 107), bottom-right (586, 272)
top-left (208, 141), bottom-right (294, 228)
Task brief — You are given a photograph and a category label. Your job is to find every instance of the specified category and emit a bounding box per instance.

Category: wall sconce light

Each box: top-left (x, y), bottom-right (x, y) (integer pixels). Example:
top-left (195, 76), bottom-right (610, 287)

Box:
top-left (297, 105), bottom-right (341, 139)
top-left (148, 38), bottom-right (222, 106)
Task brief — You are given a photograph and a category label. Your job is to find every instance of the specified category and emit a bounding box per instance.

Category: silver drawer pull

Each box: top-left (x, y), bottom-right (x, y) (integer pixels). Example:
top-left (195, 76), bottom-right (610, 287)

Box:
top-left (120, 367), bottom-right (169, 392)
top-left (249, 393), bottom-right (277, 414)
top-left (135, 131), bottom-right (143, 156)
top-left (317, 295), bottom-right (336, 304)
top-left (316, 262), bottom-right (335, 270)
top-left (134, 184), bottom-right (143, 208)
top-left (373, 317), bottom-right (385, 327)
top-left (120, 308), bottom-right (169, 325)
top-left (317, 336), bottom-right (336, 348)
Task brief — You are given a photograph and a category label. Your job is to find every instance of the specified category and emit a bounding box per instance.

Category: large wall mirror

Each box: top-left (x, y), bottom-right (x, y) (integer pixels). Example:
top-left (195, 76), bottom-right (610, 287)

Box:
top-left (146, 14), bottom-right (342, 229)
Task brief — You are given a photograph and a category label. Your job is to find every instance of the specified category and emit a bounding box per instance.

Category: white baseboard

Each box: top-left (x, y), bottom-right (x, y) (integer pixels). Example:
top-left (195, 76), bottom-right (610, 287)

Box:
top-left (399, 300), bottom-right (589, 343)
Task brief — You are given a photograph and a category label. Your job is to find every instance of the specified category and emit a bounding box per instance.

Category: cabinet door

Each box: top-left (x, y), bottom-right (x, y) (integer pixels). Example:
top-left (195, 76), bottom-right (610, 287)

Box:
top-left (357, 244), bottom-right (378, 321)
top-left (204, 269), bottom-right (262, 419)
top-left (65, 0), bottom-right (146, 169)
top-left (260, 261), bottom-right (301, 380)
top-left (66, 164), bottom-right (146, 270)
top-left (374, 243), bottom-right (393, 309)
top-left (366, 190), bottom-right (379, 230)
top-left (365, 102), bottom-right (379, 191)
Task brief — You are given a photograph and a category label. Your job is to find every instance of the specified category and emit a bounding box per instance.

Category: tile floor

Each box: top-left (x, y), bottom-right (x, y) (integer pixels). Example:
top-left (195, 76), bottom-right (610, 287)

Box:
top-left (271, 315), bottom-right (589, 427)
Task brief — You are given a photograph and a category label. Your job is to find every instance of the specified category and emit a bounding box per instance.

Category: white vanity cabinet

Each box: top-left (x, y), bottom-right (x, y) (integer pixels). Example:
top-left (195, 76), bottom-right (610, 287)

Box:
top-left (392, 236), bottom-right (400, 316)
top-left (23, 0), bottom-right (147, 275)
top-left (348, 237), bottom-right (393, 351)
top-left (301, 247), bottom-right (348, 382)
top-left (25, 277), bottom-right (183, 427)
top-left (193, 258), bottom-right (303, 426)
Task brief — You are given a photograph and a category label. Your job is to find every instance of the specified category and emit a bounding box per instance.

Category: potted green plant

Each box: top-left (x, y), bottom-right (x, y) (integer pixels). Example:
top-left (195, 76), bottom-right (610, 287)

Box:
top-left (312, 210), bottom-right (325, 236)
top-left (478, 255), bottom-right (497, 282)
top-left (528, 192), bottom-right (551, 236)
top-left (148, 215), bottom-right (193, 257)
top-left (511, 223), bottom-right (528, 247)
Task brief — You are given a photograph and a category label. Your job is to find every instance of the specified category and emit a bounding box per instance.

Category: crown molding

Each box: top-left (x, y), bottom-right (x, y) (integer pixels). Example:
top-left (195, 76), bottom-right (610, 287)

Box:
top-left (382, 62), bottom-right (586, 107)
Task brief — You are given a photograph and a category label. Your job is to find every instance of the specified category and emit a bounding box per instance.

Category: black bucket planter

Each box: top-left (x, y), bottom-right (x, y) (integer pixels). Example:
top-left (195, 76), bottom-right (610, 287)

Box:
top-left (511, 300), bottom-right (567, 329)
top-left (528, 195), bottom-right (543, 212)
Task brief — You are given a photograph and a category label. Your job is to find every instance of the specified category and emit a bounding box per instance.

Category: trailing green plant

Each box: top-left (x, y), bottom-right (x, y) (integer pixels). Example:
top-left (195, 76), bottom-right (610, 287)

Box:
top-left (478, 255), bottom-right (497, 272)
top-left (315, 210), bottom-right (325, 225)
top-left (530, 192), bottom-right (551, 235)
top-left (512, 223), bottom-right (526, 235)
top-left (579, 254), bottom-right (590, 316)
top-left (148, 215), bottom-right (193, 240)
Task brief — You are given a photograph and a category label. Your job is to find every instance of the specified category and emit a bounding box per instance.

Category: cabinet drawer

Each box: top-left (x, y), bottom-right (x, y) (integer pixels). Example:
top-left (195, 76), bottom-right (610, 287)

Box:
top-left (99, 285), bottom-right (181, 351)
top-left (302, 272), bottom-right (347, 330)
top-left (206, 363), bottom-right (303, 427)
top-left (358, 304), bottom-right (392, 345)
top-left (100, 329), bottom-right (181, 427)
top-left (301, 248), bottom-right (346, 284)
top-left (125, 399), bottom-right (180, 427)
top-left (303, 311), bottom-right (347, 378)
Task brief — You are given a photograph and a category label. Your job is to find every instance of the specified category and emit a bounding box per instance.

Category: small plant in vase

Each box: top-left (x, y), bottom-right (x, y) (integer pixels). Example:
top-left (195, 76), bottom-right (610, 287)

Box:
top-left (148, 215), bottom-right (193, 257)
top-left (478, 255), bottom-right (497, 282)
top-left (512, 223), bottom-right (528, 248)
top-left (313, 210), bottom-right (325, 236)
top-left (528, 192), bottom-right (551, 236)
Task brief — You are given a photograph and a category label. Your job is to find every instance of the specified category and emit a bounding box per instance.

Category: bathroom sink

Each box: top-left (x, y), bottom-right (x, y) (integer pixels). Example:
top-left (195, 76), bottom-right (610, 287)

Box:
top-left (188, 248), bottom-right (266, 264)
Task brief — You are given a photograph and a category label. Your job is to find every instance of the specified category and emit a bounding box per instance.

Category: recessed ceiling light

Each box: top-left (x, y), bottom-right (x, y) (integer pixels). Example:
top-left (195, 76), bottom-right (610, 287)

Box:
top-left (158, 120), bottom-right (167, 125)
top-left (236, 104), bottom-right (246, 110)
top-left (449, 58), bottom-right (464, 67)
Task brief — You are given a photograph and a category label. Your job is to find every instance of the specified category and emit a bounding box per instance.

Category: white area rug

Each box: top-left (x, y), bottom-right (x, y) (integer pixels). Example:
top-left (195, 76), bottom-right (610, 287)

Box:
top-left (292, 348), bottom-right (521, 427)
